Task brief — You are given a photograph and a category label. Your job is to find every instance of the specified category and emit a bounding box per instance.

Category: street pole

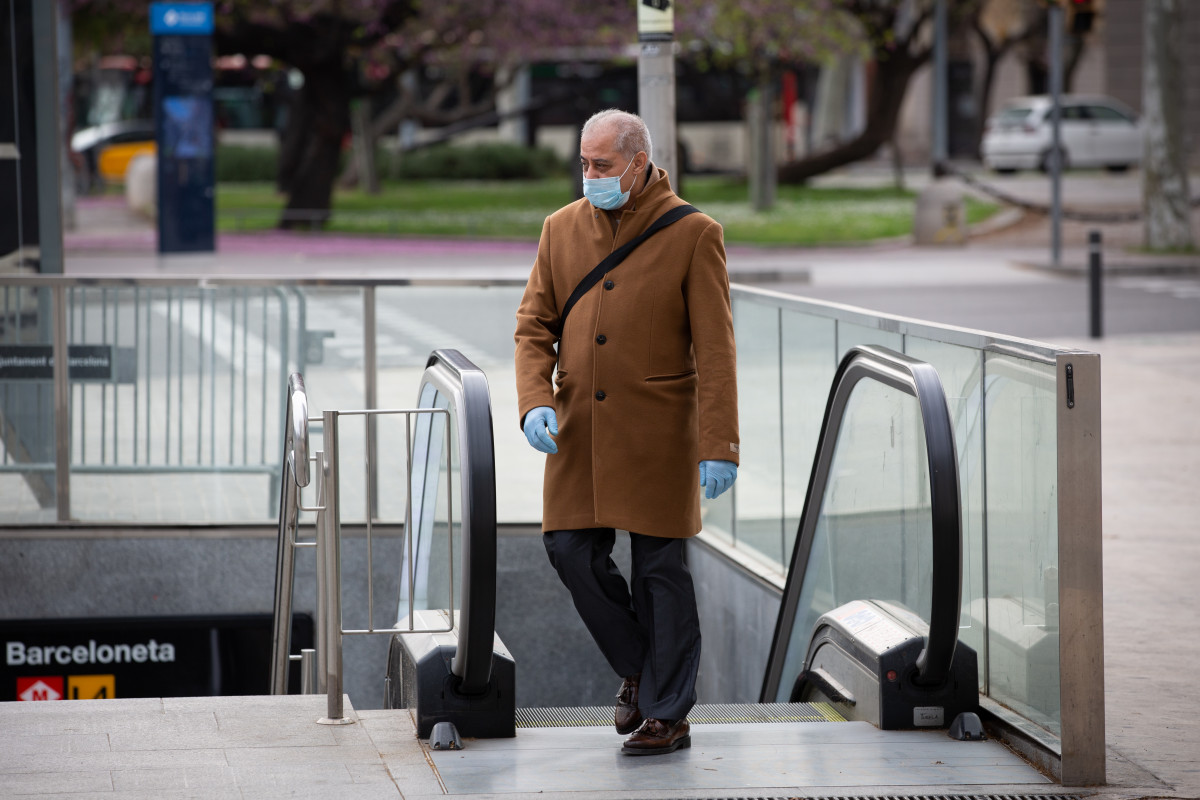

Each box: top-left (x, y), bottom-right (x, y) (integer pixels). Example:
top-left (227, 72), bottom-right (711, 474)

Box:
top-left (33, 0), bottom-right (65, 272)
top-left (637, 0), bottom-right (678, 187)
top-left (1049, 2), bottom-right (1064, 268)
top-left (932, 0), bottom-right (948, 173)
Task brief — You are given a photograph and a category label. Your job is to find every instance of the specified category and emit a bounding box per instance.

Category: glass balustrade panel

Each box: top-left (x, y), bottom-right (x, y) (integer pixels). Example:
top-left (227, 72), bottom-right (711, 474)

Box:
top-left (729, 296), bottom-right (782, 561)
top-left (375, 285), bottom-right (532, 523)
top-left (780, 310), bottom-right (837, 562)
top-left (983, 352), bottom-right (1061, 734)
top-left (397, 381), bottom-right (461, 623)
top-left (836, 321), bottom-right (903, 361)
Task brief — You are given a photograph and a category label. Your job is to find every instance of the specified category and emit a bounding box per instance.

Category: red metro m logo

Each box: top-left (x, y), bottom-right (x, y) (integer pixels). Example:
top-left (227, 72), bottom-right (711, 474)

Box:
top-left (16, 676), bottom-right (63, 701)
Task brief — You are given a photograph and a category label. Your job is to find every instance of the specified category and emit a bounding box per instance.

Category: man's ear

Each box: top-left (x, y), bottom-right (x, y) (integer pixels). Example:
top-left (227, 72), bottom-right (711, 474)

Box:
top-left (634, 151), bottom-right (649, 174)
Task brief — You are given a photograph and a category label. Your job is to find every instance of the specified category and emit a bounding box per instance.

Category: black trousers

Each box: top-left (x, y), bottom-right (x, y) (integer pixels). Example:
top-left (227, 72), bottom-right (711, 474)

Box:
top-left (543, 527), bottom-right (701, 721)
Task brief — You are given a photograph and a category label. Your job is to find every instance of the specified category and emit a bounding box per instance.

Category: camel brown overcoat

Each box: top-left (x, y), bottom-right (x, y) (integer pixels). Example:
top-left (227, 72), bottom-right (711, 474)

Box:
top-left (514, 166), bottom-right (739, 538)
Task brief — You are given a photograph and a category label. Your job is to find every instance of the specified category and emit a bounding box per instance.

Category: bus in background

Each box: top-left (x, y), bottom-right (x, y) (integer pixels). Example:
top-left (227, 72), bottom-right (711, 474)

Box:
top-left (70, 53), bottom-right (284, 192)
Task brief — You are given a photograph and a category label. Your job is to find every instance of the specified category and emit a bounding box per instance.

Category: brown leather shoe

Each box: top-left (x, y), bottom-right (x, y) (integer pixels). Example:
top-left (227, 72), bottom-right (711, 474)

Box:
top-left (621, 717), bottom-right (691, 755)
top-left (614, 674), bottom-right (642, 734)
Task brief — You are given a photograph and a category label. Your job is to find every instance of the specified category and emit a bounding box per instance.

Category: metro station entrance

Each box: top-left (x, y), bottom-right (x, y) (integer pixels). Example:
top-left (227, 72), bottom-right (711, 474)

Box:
top-left (270, 343), bottom-right (1086, 794)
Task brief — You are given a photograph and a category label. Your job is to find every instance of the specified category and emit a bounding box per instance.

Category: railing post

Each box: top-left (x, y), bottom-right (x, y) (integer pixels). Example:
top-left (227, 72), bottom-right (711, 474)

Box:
top-left (1056, 353), bottom-right (1105, 783)
top-left (300, 648), bottom-right (316, 694)
top-left (52, 283), bottom-right (70, 521)
top-left (364, 287), bottom-right (378, 519)
top-left (313, 449), bottom-right (326, 695)
top-left (317, 409), bottom-right (354, 725)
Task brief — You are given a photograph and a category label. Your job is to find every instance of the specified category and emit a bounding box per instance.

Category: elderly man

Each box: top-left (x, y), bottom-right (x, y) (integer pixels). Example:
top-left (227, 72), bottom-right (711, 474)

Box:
top-left (514, 109), bottom-right (739, 756)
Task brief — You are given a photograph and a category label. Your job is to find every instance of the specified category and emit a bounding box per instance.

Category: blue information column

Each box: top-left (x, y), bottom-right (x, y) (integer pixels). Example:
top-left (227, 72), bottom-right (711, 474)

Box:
top-left (151, 3), bottom-right (215, 253)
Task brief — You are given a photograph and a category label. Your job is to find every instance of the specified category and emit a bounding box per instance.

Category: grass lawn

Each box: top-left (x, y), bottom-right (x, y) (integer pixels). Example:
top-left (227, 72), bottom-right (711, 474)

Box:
top-left (217, 176), bottom-right (998, 246)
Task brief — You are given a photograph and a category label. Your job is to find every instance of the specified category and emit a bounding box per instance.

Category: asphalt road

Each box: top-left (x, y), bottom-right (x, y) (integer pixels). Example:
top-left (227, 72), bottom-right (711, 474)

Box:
top-left (773, 166), bottom-right (1200, 341)
top-left (766, 271), bottom-right (1200, 341)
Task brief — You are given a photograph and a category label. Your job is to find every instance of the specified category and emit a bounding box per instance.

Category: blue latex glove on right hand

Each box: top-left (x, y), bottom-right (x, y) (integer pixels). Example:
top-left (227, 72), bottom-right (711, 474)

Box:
top-left (523, 406), bottom-right (558, 454)
top-left (699, 459), bottom-right (738, 500)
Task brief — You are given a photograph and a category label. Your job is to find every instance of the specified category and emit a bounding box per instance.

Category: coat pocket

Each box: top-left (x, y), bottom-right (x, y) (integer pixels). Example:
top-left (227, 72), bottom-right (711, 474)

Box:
top-left (644, 369), bottom-right (697, 383)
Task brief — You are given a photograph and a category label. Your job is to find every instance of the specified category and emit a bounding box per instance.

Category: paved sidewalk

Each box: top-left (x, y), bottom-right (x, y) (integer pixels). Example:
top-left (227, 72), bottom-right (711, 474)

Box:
top-left (0, 694), bottom-right (1054, 800)
top-left (1055, 331), bottom-right (1200, 799)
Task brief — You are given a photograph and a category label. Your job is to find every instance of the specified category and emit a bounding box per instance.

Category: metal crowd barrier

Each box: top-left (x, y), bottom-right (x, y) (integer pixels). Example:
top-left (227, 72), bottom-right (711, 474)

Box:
top-left (0, 279), bottom-right (310, 518)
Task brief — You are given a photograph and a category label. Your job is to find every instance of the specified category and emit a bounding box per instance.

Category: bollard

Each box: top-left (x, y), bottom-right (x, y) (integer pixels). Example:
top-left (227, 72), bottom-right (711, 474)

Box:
top-left (1088, 230), bottom-right (1103, 338)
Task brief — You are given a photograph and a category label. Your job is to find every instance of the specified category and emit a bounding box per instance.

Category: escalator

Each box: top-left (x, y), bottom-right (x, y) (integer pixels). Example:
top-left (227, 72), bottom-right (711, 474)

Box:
top-left (761, 345), bottom-right (981, 735)
top-left (388, 344), bottom-right (982, 746)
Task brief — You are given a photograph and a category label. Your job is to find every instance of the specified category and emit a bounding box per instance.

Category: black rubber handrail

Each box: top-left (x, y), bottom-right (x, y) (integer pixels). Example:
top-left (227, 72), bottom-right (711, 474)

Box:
top-left (270, 372), bottom-right (310, 695)
top-left (760, 345), bottom-right (963, 700)
top-left (419, 349), bottom-right (498, 696)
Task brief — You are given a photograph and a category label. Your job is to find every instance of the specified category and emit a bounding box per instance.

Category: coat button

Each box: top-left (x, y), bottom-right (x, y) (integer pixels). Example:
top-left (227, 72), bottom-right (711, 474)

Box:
top-left (604, 280), bottom-right (615, 290)
top-left (596, 334), bottom-right (607, 344)
top-left (595, 390), bottom-right (606, 401)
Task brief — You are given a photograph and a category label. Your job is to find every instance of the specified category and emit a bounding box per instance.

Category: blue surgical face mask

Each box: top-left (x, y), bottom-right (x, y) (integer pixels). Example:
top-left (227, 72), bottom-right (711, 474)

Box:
top-left (583, 158), bottom-right (635, 210)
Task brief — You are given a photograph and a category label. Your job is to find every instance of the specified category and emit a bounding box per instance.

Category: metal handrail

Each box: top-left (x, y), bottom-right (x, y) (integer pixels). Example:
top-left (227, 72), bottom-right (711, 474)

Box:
top-left (270, 348), bottom-right (497, 724)
top-left (760, 345), bottom-right (963, 700)
top-left (313, 404), bottom-right (457, 725)
top-left (270, 400), bottom-right (455, 718)
top-left (270, 373), bottom-right (313, 696)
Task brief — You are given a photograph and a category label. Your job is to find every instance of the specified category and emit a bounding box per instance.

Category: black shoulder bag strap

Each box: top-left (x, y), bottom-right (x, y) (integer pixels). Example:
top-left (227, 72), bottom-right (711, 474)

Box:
top-left (556, 203), bottom-right (699, 335)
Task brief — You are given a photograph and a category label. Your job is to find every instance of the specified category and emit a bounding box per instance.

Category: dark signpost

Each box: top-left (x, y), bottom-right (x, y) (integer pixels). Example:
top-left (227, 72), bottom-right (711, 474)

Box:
top-left (151, 2), bottom-right (215, 253)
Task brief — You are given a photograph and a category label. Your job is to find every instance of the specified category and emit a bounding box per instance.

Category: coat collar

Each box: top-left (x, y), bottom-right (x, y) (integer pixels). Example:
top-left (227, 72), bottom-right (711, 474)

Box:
top-left (614, 162), bottom-right (673, 216)
top-left (590, 163), bottom-right (675, 222)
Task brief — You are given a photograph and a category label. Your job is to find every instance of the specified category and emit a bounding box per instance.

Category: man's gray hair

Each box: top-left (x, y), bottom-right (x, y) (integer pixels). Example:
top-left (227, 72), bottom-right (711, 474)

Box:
top-left (582, 109), bottom-right (653, 162)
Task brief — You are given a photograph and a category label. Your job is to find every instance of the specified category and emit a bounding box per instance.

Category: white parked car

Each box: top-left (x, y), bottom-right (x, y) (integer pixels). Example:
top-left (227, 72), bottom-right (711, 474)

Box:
top-left (981, 94), bottom-right (1143, 173)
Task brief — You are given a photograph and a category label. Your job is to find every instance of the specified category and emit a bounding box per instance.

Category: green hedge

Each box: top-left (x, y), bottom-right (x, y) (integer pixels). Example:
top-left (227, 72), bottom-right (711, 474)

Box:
top-left (215, 141), bottom-right (567, 183)
top-left (380, 142), bottom-right (567, 180)
top-left (216, 145), bottom-right (279, 183)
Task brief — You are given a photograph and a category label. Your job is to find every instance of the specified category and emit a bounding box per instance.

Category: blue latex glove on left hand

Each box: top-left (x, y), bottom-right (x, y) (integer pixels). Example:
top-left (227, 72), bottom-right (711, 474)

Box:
top-left (699, 459), bottom-right (737, 500)
top-left (522, 406), bottom-right (558, 454)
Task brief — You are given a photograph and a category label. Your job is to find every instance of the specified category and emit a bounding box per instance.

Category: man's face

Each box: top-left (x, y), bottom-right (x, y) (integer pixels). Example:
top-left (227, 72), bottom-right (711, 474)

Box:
top-left (580, 124), bottom-right (643, 193)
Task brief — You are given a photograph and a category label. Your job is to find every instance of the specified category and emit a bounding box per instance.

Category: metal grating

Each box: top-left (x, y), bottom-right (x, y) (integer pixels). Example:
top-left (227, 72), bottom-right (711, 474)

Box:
top-left (515, 701), bottom-right (844, 728)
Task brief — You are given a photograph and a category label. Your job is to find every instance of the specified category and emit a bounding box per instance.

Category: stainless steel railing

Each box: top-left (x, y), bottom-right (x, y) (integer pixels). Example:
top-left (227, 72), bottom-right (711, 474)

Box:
top-left (271, 349), bottom-right (498, 724)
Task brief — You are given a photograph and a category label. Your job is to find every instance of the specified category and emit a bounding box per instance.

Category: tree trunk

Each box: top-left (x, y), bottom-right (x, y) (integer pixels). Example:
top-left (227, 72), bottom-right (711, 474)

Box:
top-left (279, 66), bottom-right (350, 230)
top-left (276, 85), bottom-right (307, 195)
top-left (1063, 33), bottom-right (1085, 94)
top-left (975, 54), bottom-right (999, 159)
top-left (1142, 0), bottom-right (1195, 251)
top-left (778, 51), bottom-right (922, 185)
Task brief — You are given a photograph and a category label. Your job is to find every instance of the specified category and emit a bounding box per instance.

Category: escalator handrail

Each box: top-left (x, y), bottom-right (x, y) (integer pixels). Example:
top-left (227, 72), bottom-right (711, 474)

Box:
top-left (418, 349), bottom-right (498, 696)
top-left (760, 345), bottom-right (963, 700)
top-left (270, 372), bottom-right (310, 695)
